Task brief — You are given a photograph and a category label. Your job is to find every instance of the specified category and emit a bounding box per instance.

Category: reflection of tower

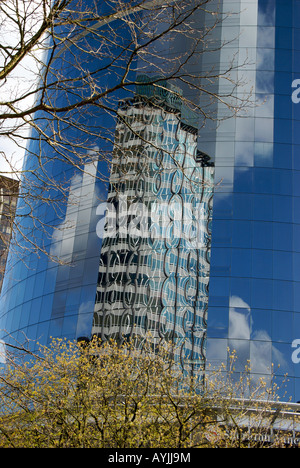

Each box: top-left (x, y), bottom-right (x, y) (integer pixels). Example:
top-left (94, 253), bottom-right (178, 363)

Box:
top-left (92, 77), bottom-right (214, 375)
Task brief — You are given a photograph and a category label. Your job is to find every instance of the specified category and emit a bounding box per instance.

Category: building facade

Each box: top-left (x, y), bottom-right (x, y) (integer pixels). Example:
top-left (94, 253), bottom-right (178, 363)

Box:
top-left (1, 0), bottom-right (300, 400)
top-left (0, 176), bottom-right (19, 292)
top-left (204, 0), bottom-right (300, 399)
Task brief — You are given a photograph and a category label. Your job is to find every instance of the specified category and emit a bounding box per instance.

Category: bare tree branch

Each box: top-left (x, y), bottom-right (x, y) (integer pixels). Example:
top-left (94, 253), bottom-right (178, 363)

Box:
top-left (0, 0), bottom-right (253, 265)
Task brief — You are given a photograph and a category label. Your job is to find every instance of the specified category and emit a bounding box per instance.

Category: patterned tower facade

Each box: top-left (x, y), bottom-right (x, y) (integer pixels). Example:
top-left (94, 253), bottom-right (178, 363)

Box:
top-left (92, 77), bottom-right (214, 374)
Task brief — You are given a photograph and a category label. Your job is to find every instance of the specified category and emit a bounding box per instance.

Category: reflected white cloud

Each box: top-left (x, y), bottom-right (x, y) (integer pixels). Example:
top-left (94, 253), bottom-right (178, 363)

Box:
top-left (235, 141), bottom-right (254, 166)
top-left (50, 154), bottom-right (98, 261)
top-left (229, 310), bottom-right (251, 340)
top-left (256, 72), bottom-right (274, 95)
top-left (0, 339), bottom-right (6, 364)
top-left (239, 0), bottom-right (258, 27)
top-left (77, 301), bottom-right (94, 338)
top-left (229, 296), bottom-right (287, 377)
top-left (207, 295), bottom-right (288, 379)
top-left (229, 295), bottom-right (250, 310)
top-left (255, 94), bottom-right (274, 118)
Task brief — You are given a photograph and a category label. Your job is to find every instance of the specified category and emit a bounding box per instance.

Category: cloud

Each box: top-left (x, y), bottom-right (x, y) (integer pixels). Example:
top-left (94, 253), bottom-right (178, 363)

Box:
top-left (0, 340), bottom-right (6, 364)
top-left (0, 4), bottom-right (45, 176)
top-left (228, 295), bottom-right (287, 377)
top-left (229, 309), bottom-right (251, 340)
top-left (50, 155), bottom-right (99, 260)
top-left (229, 295), bottom-right (251, 311)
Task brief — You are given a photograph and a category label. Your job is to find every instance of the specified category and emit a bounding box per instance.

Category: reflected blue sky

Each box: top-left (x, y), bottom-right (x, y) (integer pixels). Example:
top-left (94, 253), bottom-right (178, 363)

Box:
top-left (206, 0), bottom-right (300, 401)
top-left (0, 0), bottom-right (300, 401)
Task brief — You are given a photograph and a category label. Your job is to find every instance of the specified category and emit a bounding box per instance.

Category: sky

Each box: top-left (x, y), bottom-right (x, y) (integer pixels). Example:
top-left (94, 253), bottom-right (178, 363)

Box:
top-left (0, 2), bottom-right (44, 178)
top-left (0, 0), bottom-right (174, 179)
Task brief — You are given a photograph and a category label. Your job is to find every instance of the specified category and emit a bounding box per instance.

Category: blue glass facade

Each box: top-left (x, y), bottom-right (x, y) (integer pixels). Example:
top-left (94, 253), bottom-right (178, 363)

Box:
top-left (0, 154), bottom-right (105, 346)
top-left (1, 0), bottom-right (300, 400)
top-left (204, 0), bottom-right (300, 400)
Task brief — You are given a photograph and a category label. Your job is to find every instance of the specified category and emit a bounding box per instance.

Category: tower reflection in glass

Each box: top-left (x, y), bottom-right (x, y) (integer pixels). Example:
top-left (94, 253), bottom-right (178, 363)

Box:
top-left (92, 76), bottom-right (215, 377)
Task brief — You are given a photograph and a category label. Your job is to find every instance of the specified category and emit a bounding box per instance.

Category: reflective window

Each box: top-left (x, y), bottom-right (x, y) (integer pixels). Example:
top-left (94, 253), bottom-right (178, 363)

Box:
top-left (273, 280), bottom-right (293, 312)
top-left (254, 168), bottom-right (273, 194)
top-left (272, 343), bottom-right (294, 378)
top-left (228, 339), bottom-right (250, 371)
top-left (1, 0), bottom-right (300, 403)
top-left (253, 194), bottom-right (273, 221)
top-left (251, 308), bottom-right (272, 341)
top-left (206, 307), bottom-right (228, 338)
top-left (232, 220), bottom-right (252, 248)
top-left (257, 0), bottom-right (276, 27)
top-left (229, 307), bottom-right (251, 340)
top-left (254, 118), bottom-right (274, 143)
top-left (234, 167), bottom-right (253, 192)
top-left (273, 195), bottom-right (292, 223)
top-left (275, 119), bottom-right (293, 145)
top-left (273, 144), bottom-right (292, 169)
top-left (252, 249), bottom-right (273, 279)
top-left (230, 277), bottom-right (251, 307)
top-left (251, 278), bottom-right (273, 309)
top-left (250, 339), bottom-right (272, 375)
top-left (273, 250), bottom-right (293, 280)
top-left (235, 142), bottom-right (254, 167)
top-left (252, 221), bottom-right (273, 249)
top-left (231, 249), bottom-right (252, 276)
top-left (233, 193), bottom-right (252, 219)
top-left (210, 247), bottom-right (231, 275)
top-left (254, 142), bottom-right (273, 167)
top-left (275, 3), bottom-right (292, 27)
top-left (272, 310), bottom-right (293, 343)
top-left (206, 338), bottom-right (228, 367)
top-left (273, 222), bottom-right (293, 251)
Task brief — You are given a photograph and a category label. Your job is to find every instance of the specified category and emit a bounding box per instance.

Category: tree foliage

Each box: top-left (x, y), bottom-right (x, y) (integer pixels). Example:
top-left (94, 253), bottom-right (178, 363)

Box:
top-left (0, 337), bottom-right (298, 448)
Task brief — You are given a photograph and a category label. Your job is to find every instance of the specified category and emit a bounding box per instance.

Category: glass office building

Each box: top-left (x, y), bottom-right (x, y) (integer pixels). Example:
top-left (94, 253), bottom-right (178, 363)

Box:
top-left (1, 0), bottom-right (300, 400)
top-left (203, 0), bottom-right (300, 400)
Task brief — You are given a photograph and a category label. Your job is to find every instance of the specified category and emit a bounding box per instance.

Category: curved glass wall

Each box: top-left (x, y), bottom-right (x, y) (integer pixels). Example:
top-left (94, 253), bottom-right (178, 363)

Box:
top-left (1, 0), bottom-right (300, 402)
top-left (205, 0), bottom-right (300, 401)
top-left (0, 1), bottom-right (213, 358)
top-left (0, 2), bottom-right (133, 349)
top-left (0, 144), bottom-right (106, 348)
